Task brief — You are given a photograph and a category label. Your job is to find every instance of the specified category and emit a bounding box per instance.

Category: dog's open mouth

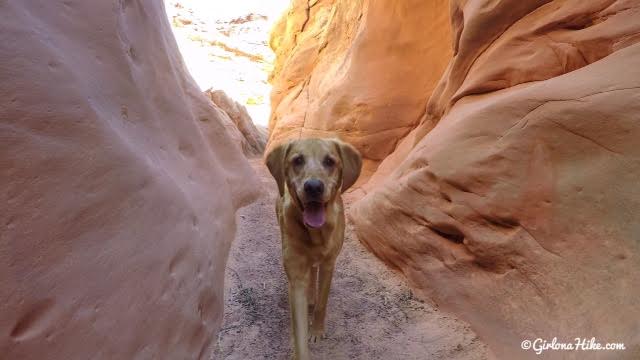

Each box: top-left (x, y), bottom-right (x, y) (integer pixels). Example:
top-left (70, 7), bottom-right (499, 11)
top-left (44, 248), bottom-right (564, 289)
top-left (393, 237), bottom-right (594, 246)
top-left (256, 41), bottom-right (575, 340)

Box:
top-left (303, 201), bottom-right (326, 228)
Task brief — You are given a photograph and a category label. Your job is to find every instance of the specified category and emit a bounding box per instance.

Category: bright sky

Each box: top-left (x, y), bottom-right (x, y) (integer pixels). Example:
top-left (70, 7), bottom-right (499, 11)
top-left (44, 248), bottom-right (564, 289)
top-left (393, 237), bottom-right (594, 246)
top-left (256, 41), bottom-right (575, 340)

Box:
top-left (165, 0), bottom-right (290, 127)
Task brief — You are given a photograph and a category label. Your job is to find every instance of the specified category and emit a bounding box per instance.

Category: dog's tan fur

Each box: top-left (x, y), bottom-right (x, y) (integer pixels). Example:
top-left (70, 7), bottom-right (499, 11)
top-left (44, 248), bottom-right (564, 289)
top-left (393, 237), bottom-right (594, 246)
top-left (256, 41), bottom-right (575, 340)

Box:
top-left (266, 138), bottom-right (362, 360)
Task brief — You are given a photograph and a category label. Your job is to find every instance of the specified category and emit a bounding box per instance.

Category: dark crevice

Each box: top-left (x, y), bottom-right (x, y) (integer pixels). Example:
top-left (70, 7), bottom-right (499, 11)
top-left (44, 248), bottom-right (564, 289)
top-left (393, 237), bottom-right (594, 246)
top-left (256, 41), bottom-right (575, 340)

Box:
top-left (427, 224), bottom-right (465, 244)
top-left (483, 215), bottom-right (519, 229)
top-left (444, 178), bottom-right (472, 193)
top-left (474, 259), bottom-right (515, 275)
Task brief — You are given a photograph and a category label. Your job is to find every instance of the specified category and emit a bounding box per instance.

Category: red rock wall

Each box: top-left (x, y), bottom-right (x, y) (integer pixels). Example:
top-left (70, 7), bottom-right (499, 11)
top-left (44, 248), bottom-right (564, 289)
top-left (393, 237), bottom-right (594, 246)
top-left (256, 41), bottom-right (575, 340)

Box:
top-left (268, 0), bottom-right (453, 184)
top-left (269, 0), bottom-right (640, 358)
top-left (0, 1), bottom-right (258, 359)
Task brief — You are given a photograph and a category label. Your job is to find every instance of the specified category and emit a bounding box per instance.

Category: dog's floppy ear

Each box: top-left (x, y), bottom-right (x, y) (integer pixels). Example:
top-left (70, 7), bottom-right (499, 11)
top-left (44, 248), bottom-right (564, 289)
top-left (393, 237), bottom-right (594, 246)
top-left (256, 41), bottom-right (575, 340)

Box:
top-left (265, 141), bottom-right (291, 197)
top-left (334, 139), bottom-right (362, 193)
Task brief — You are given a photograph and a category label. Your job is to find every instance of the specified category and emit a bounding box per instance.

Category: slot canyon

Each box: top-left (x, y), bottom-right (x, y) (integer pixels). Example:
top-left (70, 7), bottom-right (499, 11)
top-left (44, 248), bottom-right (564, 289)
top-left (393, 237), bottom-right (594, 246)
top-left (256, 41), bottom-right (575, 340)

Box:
top-left (1, 0), bottom-right (639, 359)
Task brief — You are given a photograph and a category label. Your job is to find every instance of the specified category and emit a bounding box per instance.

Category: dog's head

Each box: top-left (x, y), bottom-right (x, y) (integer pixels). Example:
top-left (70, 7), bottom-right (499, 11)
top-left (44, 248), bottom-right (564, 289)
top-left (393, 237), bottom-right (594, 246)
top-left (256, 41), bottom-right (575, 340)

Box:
top-left (266, 138), bottom-right (362, 229)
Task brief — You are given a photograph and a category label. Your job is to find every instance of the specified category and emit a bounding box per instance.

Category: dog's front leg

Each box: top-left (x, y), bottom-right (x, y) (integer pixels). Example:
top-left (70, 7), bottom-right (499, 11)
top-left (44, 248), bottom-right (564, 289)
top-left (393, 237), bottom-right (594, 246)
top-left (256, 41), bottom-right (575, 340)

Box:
top-left (310, 260), bottom-right (335, 341)
top-left (307, 265), bottom-right (318, 312)
top-left (289, 280), bottom-right (310, 360)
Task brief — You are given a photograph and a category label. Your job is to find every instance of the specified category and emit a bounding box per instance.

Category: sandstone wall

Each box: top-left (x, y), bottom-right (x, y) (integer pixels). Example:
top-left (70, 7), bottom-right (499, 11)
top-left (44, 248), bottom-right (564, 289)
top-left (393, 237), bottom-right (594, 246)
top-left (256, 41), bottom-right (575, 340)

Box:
top-left (0, 1), bottom-right (258, 359)
top-left (269, 0), bottom-right (640, 358)
top-left (205, 89), bottom-right (267, 156)
top-left (268, 0), bottom-right (453, 182)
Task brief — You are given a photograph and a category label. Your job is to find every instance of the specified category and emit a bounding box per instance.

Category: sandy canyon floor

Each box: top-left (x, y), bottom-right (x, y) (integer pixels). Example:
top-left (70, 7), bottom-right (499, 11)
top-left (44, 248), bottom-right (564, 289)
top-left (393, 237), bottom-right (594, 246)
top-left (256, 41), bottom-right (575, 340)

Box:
top-left (213, 159), bottom-right (490, 359)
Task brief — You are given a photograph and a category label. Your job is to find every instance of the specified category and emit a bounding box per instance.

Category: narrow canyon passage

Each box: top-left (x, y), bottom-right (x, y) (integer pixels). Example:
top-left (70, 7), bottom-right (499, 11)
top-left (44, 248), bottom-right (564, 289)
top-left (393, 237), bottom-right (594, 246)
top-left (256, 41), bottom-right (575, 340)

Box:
top-left (214, 159), bottom-right (489, 360)
top-left (4, 1), bottom-right (639, 359)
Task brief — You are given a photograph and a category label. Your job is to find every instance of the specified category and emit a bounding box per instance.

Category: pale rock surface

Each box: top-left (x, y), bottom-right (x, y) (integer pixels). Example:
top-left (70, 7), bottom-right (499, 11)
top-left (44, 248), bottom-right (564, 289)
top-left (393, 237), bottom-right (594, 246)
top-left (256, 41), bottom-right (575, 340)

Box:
top-left (205, 89), bottom-right (267, 156)
top-left (164, 0), bottom-right (290, 127)
top-left (0, 1), bottom-right (258, 359)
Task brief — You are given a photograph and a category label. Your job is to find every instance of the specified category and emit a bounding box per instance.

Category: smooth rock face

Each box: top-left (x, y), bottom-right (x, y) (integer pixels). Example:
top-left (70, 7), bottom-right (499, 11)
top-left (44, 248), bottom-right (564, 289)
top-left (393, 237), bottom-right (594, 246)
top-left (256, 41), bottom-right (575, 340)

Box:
top-left (268, 0), bottom-right (452, 183)
top-left (205, 89), bottom-right (267, 156)
top-left (269, 0), bottom-right (640, 358)
top-left (0, 1), bottom-right (258, 359)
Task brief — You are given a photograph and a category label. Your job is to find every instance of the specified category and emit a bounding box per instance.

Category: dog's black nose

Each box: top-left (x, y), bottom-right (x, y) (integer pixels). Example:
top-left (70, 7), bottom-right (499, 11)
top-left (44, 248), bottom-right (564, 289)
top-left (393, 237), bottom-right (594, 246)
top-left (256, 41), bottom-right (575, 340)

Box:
top-left (303, 179), bottom-right (324, 197)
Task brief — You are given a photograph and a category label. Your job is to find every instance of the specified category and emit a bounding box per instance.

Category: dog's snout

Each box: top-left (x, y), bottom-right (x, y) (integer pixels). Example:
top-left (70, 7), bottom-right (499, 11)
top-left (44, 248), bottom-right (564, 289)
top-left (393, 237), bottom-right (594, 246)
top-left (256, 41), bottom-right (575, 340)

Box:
top-left (303, 179), bottom-right (324, 197)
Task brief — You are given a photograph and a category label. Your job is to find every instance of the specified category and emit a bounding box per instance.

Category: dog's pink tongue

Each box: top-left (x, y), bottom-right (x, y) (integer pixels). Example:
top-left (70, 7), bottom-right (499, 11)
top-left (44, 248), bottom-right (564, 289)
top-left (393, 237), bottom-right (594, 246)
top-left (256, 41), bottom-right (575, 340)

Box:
top-left (303, 203), bottom-right (325, 228)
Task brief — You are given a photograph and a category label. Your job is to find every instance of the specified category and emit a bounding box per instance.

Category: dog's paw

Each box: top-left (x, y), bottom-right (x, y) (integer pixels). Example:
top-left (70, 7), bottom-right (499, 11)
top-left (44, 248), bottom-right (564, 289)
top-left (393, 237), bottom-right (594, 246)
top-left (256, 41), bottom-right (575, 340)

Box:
top-left (309, 334), bottom-right (325, 343)
top-left (308, 328), bottom-right (326, 343)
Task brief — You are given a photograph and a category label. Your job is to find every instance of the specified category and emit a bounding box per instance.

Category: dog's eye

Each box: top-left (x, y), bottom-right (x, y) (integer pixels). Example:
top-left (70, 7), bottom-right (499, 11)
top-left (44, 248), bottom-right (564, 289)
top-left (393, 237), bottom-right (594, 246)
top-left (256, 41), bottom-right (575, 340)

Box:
top-left (292, 155), bottom-right (305, 166)
top-left (323, 156), bottom-right (335, 167)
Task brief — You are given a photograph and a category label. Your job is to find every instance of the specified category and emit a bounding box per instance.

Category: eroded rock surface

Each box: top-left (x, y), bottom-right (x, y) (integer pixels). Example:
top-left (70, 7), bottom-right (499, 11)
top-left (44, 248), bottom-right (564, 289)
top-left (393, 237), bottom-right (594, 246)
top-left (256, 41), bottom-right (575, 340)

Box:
top-left (269, 0), bottom-right (640, 358)
top-left (268, 0), bottom-right (453, 182)
top-left (0, 1), bottom-right (258, 359)
top-left (205, 89), bottom-right (267, 156)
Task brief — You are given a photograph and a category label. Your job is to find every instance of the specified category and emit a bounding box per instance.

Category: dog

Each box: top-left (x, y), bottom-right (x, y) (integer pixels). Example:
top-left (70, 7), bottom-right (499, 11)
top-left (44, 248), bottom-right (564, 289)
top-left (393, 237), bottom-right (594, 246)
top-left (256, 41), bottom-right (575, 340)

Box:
top-left (266, 138), bottom-right (362, 359)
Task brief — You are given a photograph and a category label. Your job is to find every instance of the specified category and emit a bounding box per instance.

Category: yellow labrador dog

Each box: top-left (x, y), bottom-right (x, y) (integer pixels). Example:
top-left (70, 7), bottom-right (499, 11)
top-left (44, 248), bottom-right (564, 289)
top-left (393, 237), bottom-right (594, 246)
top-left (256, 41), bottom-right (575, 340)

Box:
top-left (266, 138), bottom-right (362, 359)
